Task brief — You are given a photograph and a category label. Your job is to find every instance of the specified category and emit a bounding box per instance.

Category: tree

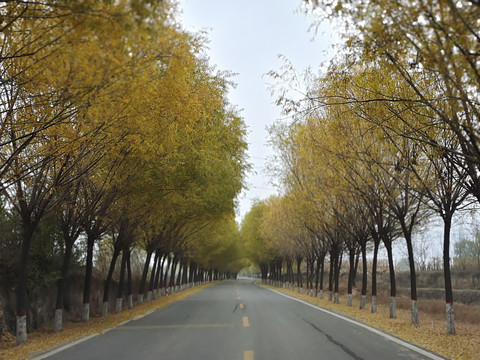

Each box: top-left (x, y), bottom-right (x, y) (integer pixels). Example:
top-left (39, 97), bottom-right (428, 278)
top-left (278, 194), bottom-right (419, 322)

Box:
top-left (303, 0), bottom-right (480, 334)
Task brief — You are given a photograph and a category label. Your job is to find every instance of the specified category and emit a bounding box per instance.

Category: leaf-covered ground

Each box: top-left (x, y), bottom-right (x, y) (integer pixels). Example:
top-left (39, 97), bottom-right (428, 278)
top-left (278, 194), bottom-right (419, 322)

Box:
top-left (266, 285), bottom-right (480, 360)
top-left (0, 283), bottom-right (214, 360)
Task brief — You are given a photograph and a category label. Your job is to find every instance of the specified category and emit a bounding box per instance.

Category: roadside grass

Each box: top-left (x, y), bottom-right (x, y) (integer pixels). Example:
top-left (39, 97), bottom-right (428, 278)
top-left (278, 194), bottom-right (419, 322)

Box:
top-left (0, 283), bottom-right (215, 360)
top-left (264, 284), bottom-right (480, 360)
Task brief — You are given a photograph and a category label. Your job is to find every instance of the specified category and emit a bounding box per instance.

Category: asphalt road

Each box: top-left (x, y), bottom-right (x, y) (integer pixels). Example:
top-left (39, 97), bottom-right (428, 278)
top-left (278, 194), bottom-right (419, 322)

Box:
top-left (37, 279), bottom-right (444, 360)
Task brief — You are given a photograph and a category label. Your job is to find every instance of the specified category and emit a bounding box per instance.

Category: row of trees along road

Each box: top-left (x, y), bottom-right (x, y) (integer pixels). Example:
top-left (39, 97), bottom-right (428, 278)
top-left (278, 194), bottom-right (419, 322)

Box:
top-left (241, 0), bottom-right (480, 336)
top-left (0, 0), bottom-right (249, 344)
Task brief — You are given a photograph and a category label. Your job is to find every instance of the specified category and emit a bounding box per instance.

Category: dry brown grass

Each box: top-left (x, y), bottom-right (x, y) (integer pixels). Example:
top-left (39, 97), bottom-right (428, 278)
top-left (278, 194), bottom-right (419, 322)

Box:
top-left (369, 290), bottom-right (480, 325)
top-left (266, 285), bottom-right (480, 360)
top-left (0, 283), bottom-right (215, 360)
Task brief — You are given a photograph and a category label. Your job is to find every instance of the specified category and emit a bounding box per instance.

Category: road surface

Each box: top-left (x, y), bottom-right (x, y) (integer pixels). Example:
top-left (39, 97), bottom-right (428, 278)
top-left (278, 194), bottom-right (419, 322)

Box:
top-left (37, 279), bottom-right (444, 360)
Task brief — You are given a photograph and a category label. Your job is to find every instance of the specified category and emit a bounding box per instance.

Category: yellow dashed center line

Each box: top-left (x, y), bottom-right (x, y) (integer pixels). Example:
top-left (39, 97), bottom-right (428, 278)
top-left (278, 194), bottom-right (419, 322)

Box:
top-left (237, 296), bottom-right (242, 300)
top-left (242, 316), bottom-right (250, 327)
top-left (116, 324), bottom-right (236, 330)
top-left (239, 303), bottom-right (244, 309)
top-left (244, 350), bottom-right (254, 360)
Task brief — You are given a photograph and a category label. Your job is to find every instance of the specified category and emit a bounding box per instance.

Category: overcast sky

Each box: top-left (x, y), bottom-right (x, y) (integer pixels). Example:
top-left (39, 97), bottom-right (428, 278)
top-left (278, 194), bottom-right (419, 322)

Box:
top-left (178, 0), bottom-right (334, 223)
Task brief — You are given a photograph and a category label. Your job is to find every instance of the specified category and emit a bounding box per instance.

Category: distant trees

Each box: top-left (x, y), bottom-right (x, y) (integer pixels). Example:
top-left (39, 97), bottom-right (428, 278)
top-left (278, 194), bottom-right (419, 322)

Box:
top-left (454, 230), bottom-right (480, 270)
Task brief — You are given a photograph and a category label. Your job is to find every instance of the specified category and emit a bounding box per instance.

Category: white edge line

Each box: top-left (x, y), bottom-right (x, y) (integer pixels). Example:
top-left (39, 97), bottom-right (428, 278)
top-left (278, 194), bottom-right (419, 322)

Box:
top-left (31, 319), bottom-right (135, 359)
top-left (32, 334), bottom-right (100, 360)
top-left (31, 287), bottom-right (199, 359)
top-left (262, 285), bottom-right (448, 360)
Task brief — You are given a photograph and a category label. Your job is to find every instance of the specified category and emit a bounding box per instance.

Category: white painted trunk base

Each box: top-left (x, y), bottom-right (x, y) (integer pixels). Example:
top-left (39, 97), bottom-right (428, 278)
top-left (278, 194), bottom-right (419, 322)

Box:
top-left (390, 296), bottom-right (397, 318)
top-left (359, 295), bottom-right (366, 310)
top-left (54, 309), bottom-right (63, 332)
top-left (347, 294), bottom-right (353, 307)
top-left (146, 291), bottom-right (153, 302)
top-left (82, 303), bottom-right (90, 322)
top-left (371, 295), bottom-right (377, 313)
top-left (115, 298), bottom-right (123, 313)
top-left (137, 294), bottom-right (143, 305)
top-left (319, 290), bottom-right (324, 299)
top-left (411, 300), bottom-right (419, 324)
top-left (328, 291), bottom-right (333, 301)
top-left (102, 301), bottom-right (108, 317)
top-left (16, 314), bottom-right (27, 344)
top-left (446, 302), bottom-right (455, 334)
top-left (127, 295), bottom-right (133, 309)
top-left (334, 292), bottom-right (339, 304)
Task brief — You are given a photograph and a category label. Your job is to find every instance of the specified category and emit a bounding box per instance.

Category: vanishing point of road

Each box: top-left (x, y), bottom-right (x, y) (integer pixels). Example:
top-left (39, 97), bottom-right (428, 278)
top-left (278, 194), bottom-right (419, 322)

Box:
top-left (36, 279), bottom-right (445, 360)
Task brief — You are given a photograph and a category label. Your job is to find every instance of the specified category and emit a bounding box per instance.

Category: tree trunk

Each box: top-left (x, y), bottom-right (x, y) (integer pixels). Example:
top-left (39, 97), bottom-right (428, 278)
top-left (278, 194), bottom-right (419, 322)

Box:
top-left (308, 257), bottom-right (314, 291)
top-left (116, 251), bottom-right (127, 313)
top-left (296, 257), bottom-right (302, 287)
top-left (314, 256), bottom-right (321, 296)
top-left (371, 237), bottom-right (380, 313)
top-left (334, 251), bottom-right (341, 304)
top-left (102, 246), bottom-right (121, 316)
top-left (319, 255), bottom-right (325, 299)
top-left (328, 252), bottom-right (334, 301)
top-left (286, 258), bottom-right (293, 284)
top-left (126, 249), bottom-right (133, 309)
top-left (404, 232), bottom-right (419, 324)
top-left (384, 238), bottom-right (397, 318)
top-left (54, 239), bottom-right (74, 332)
top-left (153, 254), bottom-right (164, 296)
top-left (360, 241), bottom-right (367, 310)
top-left (182, 261), bottom-right (188, 286)
top-left (16, 224), bottom-right (36, 344)
top-left (170, 258), bottom-right (178, 289)
top-left (159, 256), bottom-right (167, 288)
top-left (443, 213), bottom-right (455, 334)
top-left (175, 259), bottom-right (183, 287)
top-left (305, 259), bottom-right (309, 291)
top-left (147, 252), bottom-right (159, 302)
top-left (138, 249), bottom-right (153, 304)
top-left (163, 256), bottom-right (172, 290)
top-left (189, 261), bottom-right (196, 286)
top-left (353, 249), bottom-right (360, 287)
top-left (82, 233), bottom-right (96, 322)
top-left (347, 247), bottom-right (355, 307)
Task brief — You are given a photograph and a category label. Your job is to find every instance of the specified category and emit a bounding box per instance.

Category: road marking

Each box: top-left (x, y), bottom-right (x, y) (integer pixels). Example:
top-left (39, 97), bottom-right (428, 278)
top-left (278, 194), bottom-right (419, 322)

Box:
top-left (115, 324), bottom-right (236, 330)
top-left (242, 316), bottom-right (250, 327)
top-left (239, 303), bottom-right (244, 309)
top-left (31, 334), bottom-right (100, 359)
top-left (237, 296), bottom-right (242, 300)
top-left (263, 286), bottom-right (446, 360)
top-left (244, 350), bottom-right (254, 360)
